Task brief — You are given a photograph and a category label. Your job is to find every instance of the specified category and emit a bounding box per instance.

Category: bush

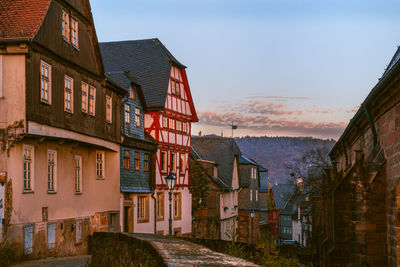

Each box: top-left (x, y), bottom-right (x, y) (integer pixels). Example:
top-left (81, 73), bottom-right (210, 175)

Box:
top-left (0, 241), bottom-right (24, 267)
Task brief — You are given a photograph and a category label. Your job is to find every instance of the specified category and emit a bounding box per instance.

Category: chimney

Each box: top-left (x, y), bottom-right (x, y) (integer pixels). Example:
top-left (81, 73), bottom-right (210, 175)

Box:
top-left (198, 131), bottom-right (202, 137)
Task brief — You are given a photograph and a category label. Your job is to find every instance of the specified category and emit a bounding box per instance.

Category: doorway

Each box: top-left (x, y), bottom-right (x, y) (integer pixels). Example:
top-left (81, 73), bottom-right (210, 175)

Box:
top-left (123, 206), bottom-right (133, 232)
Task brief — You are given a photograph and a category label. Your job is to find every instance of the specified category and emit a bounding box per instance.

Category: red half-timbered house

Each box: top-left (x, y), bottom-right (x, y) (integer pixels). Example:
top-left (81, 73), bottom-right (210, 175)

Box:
top-left (100, 39), bottom-right (198, 235)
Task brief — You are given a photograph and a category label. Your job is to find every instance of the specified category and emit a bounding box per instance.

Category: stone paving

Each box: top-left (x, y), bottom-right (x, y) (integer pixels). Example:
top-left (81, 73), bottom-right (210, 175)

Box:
top-left (130, 233), bottom-right (260, 267)
top-left (12, 255), bottom-right (91, 267)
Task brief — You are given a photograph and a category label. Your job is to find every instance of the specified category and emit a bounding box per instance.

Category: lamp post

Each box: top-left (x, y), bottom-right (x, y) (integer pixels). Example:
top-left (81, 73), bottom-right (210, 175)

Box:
top-left (165, 171), bottom-right (176, 236)
top-left (250, 209), bottom-right (255, 243)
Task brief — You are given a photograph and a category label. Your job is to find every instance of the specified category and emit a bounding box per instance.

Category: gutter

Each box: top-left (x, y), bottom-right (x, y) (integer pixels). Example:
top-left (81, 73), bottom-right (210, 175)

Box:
top-left (0, 38), bottom-right (31, 45)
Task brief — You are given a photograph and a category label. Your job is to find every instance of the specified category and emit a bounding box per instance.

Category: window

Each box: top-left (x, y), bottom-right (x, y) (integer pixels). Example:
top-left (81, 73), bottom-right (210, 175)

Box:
top-left (135, 108), bottom-right (140, 127)
top-left (62, 10), bottom-right (70, 42)
top-left (40, 60), bottom-right (51, 104)
top-left (144, 153), bottom-right (149, 172)
top-left (81, 82), bottom-right (88, 112)
top-left (24, 225), bottom-right (34, 255)
top-left (23, 145), bottom-right (33, 191)
top-left (48, 223), bottom-right (56, 250)
top-left (96, 151), bottom-right (105, 179)
top-left (176, 121), bottom-right (182, 132)
top-left (106, 95), bottom-right (112, 123)
top-left (75, 220), bottom-right (82, 244)
top-left (171, 80), bottom-right (175, 95)
top-left (47, 150), bottom-right (57, 193)
top-left (162, 116), bottom-right (168, 128)
top-left (161, 151), bottom-right (167, 173)
top-left (134, 152), bottom-right (140, 171)
top-left (74, 155), bottom-right (82, 193)
top-left (123, 150), bottom-right (130, 170)
top-left (88, 86), bottom-right (96, 116)
top-left (64, 75), bottom-right (73, 113)
top-left (182, 122), bottom-right (187, 133)
top-left (71, 17), bottom-right (78, 48)
top-left (175, 81), bottom-right (181, 97)
top-left (130, 85), bottom-right (135, 99)
top-left (173, 192), bottom-right (182, 220)
top-left (157, 192), bottom-right (164, 220)
top-left (169, 118), bottom-right (175, 130)
top-left (251, 167), bottom-right (257, 179)
top-left (125, 104), bottom-right (131, 124)
top-left (137, 195), bottom-right (149, 222)
top-left (256, 190), bottom-right (259, 202)
top-left (250, 189), bottom-right (253, 201)
top-left (180, 154), bottom-right (185, 174)
top-left (171, 152), bottom-right (177, 173)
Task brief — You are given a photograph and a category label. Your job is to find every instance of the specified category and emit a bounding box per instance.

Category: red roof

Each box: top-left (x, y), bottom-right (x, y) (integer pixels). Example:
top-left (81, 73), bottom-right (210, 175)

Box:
top-left (0, 0), bottom-right (51, 40)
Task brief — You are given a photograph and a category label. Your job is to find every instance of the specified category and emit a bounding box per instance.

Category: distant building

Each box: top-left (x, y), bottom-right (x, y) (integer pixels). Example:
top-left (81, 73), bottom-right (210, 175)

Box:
top-left (271, 183), bottom-right (295, 241)
top-left (191, 137), bottom-right (240, 240)
top-left (100, 39), bottom-right (198, 236)
top-left (238, 155), bottom-right (261, 243)
top-left (0, 0), bottom-right (124, 258)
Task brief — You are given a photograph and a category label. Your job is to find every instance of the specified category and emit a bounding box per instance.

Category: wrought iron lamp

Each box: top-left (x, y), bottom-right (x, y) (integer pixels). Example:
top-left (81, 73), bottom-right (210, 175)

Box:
top-left (165, 171), bottom-right (176, 235)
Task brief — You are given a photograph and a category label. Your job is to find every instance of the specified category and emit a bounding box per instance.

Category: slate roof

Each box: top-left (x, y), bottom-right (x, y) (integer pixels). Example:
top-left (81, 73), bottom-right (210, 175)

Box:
top-left (191, 137), bottom-right (242, 188)
top-left (0, 0), bottom-right (51, 40)
top-left (100, 39), bottom-right (185, 109)
top-left (271, 183), bottom-right (295, 210)
top-left (238, 155), bottom-right (258, 165)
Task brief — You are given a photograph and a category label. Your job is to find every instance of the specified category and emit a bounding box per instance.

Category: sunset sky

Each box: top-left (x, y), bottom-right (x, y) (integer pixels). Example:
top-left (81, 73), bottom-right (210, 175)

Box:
top-left (92, 0), bottom-right (400, 140)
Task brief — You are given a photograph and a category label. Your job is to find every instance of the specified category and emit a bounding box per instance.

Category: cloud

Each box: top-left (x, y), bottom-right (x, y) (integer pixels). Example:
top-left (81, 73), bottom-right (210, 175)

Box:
top-left (247, 96), bottom-right (311, 100)
top-left (236, 101), bottom-right (303, 116)
top-left (197, 110), bottom-right (347, 137)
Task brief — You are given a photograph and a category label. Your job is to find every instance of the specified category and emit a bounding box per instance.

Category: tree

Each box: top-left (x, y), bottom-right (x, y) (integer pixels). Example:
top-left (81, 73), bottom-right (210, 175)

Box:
top-left (189, 159), bottom-right (210, 211)
top-left (285, 147), bottom-right (331, 197)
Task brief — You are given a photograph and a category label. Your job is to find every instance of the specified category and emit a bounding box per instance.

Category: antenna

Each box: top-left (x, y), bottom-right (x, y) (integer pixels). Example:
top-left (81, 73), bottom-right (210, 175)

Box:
top-left (231, 121), bottom-right (237, 138)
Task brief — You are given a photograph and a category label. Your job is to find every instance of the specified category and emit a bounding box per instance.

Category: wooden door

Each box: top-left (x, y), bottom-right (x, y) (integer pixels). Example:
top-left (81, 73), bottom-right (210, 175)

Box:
top-left (123, 206), bottom-right (133, 232)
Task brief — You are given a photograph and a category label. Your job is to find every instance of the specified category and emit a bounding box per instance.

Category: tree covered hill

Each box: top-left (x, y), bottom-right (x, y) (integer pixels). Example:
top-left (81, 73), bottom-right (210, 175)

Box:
top-left (235, 136), bottom-right (336, 184)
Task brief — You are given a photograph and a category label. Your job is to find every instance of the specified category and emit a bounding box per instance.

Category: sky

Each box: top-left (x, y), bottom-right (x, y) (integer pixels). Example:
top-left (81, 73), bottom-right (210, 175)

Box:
top-left (91, 0), bottom-right (400, 140)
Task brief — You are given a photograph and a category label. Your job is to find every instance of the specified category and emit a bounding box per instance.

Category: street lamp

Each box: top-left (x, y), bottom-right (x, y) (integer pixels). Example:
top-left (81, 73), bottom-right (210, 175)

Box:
top-left (250, 209), bottom-right (255, 243)
top-left (165, 171), bottom-right (176, 235)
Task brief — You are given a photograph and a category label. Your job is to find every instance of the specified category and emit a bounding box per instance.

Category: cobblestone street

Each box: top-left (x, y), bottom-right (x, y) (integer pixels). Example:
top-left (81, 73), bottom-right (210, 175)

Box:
top-left (130, 234), bottom-right (259, 267)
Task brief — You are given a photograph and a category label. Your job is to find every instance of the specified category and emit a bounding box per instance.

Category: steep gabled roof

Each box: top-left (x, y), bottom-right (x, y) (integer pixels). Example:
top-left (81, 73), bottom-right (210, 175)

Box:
top-left (191, 137), bottom-right (242, 188)
top-left (238, 155), bottom-right (258, 165)
top-left (272, 183), bottom-right (295, 210)
top-left (100, 39), bottom-right (185, 109)
top-left (0, 0), bottom-right (51, 40)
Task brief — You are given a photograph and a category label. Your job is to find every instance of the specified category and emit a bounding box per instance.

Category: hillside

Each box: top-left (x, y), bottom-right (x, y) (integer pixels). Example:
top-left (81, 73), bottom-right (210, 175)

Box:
top-left (235, 136), bottom-right (336, 184)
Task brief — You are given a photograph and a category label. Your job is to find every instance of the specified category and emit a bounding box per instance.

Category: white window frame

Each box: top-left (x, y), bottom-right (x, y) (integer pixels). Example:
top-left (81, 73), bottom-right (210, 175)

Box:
top-left (162, 116), bottom-right (168, 128)
top-left (62, 10), bottom-right (70, 42)
top-left (106, 95), bottom-right (112, 124)
top-left (88, 85), bottom-right (96, 116)
top-left (138, 195), bottom-right (147, 221)
top-left (96, 151), bottom-right (105, 179)
top-left (40, 60), bottom-right (51, 104)
top-left (23, 145), bottom-right (34, 192)
top-left (0, 55), bottom-right (2, 97)
top-left (71, 17), bottom-right (79, 48)
top-left (169, 118), bottom-right (175, 130)
top-left (64, 75), bottom-right (73, 113)
top-left (81, 82), bottom-right (88, 113)
top-left (182, 121), bottom-right (187, 133)
top-left (47, 150), bottom-right (57, 193)
top-left (74, 155), bottom-right (82, 193)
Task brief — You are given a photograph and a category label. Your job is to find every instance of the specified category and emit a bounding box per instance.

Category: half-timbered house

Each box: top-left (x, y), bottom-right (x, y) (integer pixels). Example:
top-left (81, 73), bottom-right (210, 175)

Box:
top-left (0, 0), bottom-right (124, 258)
top-left (100, 39), bottom-right (198, 235)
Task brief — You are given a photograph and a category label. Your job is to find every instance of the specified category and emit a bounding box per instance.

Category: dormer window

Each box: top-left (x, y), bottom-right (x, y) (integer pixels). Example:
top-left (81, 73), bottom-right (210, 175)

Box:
top-left (213, 166), bottom-right (218, 177)
top-left (130, 85), bottom-right (135, 99)
top-left (171, 79), bottom-right (181, 97)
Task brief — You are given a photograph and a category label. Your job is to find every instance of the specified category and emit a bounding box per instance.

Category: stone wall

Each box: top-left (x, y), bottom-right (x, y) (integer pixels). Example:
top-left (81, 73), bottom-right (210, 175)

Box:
top-left (88, 232), bottom-right (166, 267)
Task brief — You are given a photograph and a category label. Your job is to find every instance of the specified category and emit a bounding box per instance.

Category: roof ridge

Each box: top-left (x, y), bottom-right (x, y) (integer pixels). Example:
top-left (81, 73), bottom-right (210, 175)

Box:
top-left (100, 38), bottom-right (159, 45)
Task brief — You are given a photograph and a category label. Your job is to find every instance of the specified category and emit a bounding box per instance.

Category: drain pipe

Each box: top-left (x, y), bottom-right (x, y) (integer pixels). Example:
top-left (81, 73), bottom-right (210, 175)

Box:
top-left (362, 103), bottom-right (378, 147)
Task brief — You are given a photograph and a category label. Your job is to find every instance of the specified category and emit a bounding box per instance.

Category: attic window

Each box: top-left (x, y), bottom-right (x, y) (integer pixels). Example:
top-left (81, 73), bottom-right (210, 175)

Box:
top-left (62, 10), bottom-right (70, 42)
top-left (171, 79), bottom-right (181, 97)
top-left (71, 17), bottom-right (79, 48)
top-left (130, 85), bottom-right (135, 99)
top-left (62, 10), bottom-right (79, 49)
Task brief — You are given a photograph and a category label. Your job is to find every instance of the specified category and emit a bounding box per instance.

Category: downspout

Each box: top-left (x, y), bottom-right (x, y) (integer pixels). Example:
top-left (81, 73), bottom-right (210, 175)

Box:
top-left (341, 140), bottom-right (348, 167)
top-left (151, 191), bottom-right (157, 234)
top-left (362, 103), bottom-right (378, 147)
